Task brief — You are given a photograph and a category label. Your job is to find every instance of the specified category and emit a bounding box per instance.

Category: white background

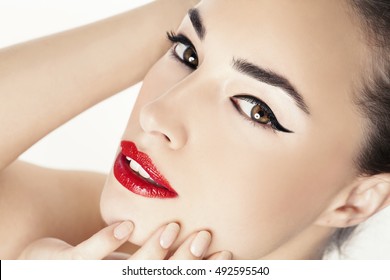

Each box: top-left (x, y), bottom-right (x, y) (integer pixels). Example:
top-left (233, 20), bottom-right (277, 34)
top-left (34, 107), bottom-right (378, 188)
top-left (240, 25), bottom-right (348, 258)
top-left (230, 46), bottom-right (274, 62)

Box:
top-left (1, 0), bottom-right (390, 259)
top-left (3, 260), bottom-right (390, 280)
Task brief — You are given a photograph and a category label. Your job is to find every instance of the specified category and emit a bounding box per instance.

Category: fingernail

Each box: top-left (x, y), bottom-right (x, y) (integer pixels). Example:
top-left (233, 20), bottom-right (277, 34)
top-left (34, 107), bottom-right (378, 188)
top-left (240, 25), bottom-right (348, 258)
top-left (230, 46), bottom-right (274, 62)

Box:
top-left (114, 221), bottom-right (134, 240)
top-left (160, 223), bottom-right (180, 249)
top-left (190, 231), bottom-right (211, 258)
top-left (214, 251), bottom-right (233, 260)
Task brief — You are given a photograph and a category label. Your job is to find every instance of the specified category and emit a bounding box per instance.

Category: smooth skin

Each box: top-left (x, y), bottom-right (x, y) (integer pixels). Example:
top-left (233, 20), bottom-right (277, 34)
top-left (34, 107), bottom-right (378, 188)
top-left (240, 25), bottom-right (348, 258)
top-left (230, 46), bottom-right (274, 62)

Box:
top-left (0, 0), bottom-right (232, 260)
top-left (101, 0), bottom-right (390, 259)
top-left (18, 221), bottom-right (229, 260)
top-left (2, 0), bottom-right (390, 260)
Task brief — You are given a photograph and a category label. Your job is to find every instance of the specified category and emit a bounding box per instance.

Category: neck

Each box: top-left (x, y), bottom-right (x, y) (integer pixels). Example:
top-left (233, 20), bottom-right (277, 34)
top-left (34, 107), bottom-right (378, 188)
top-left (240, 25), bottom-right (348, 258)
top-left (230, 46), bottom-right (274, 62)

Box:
top-left (261, 225), bottom-right (335, 260)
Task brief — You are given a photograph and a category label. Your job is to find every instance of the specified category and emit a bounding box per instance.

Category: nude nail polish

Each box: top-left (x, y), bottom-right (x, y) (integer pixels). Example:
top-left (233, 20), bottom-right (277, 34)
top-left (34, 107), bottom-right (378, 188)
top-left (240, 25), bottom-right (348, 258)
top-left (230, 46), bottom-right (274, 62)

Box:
top-left (190, 231), bottom-right (211, 258)
top-left (113, 221), bottom-right (134, 240)
top-left (160, 223), bottom-right (180, 249)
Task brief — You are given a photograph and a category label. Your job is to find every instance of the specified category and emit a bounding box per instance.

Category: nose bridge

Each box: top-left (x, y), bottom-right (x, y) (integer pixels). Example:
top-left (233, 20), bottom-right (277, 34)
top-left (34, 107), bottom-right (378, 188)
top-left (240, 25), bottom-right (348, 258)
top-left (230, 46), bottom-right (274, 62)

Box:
top-left (139, 75), bottom-right (208, 149)
top-left (162, 71), bottom-right (208, 104)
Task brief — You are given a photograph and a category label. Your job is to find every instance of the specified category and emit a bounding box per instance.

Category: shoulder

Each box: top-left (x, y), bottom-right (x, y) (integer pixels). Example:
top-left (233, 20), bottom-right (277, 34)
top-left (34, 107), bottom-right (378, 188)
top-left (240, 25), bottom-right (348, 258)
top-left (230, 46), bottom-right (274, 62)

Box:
top-left (0, 160), bottom-right (106, 259)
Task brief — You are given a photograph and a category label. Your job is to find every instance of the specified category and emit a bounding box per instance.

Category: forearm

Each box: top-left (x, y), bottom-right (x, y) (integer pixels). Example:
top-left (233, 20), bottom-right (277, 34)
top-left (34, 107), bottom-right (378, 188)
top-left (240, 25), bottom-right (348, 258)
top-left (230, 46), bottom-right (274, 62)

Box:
top-left (0, 0), bottom-right (197, 170)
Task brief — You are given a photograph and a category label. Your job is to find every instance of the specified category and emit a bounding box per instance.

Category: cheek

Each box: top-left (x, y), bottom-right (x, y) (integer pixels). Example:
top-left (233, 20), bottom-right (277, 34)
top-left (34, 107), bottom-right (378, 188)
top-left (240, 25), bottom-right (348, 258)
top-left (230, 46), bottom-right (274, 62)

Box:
top-left (184, 155), bottom-right (315, 259)
top-left (175, 119), bottom-right (355, 258)
top-left (186, 152), bottom-right (347, 259)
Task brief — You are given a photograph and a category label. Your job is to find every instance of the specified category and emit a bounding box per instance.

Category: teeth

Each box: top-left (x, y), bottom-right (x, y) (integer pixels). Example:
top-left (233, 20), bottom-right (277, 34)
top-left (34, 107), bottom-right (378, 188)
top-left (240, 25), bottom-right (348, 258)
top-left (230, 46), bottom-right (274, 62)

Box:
top-left (138, 167), bottom-right (150, 179)
top-left (129, 159), bottom-right (140, 172)
top-left (127, 157), bottom-right (151, 180)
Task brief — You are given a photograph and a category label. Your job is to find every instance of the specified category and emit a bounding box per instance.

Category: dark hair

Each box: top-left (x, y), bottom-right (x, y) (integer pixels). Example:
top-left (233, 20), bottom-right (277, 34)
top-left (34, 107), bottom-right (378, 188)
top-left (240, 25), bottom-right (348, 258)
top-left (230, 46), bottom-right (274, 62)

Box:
top-left (328, 0), bottom-right (390, 255)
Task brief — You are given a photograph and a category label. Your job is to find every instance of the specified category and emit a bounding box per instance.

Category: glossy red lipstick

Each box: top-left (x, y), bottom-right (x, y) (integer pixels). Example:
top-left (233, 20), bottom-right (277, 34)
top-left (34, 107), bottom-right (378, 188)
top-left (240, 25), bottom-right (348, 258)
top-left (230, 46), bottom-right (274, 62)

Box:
top-left (114, 141), bottom-right (178, 198)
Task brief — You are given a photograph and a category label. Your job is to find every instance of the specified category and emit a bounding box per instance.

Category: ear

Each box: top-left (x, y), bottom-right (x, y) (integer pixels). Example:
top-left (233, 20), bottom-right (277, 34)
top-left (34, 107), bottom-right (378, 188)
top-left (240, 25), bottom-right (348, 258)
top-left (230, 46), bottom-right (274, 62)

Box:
top-left (315, 174), bottom-right (390, 228)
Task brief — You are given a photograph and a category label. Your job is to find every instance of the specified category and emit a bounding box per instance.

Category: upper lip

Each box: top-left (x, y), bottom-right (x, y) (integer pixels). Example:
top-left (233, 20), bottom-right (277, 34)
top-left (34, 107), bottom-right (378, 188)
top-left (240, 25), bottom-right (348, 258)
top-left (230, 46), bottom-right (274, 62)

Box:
top-left (120, 141), bottom-right (177, 195)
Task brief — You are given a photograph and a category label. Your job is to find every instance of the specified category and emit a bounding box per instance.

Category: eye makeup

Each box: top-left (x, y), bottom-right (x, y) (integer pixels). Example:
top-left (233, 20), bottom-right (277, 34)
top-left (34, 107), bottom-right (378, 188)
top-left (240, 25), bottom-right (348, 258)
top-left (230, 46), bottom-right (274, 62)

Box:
top-left (166, 31), bottom-right (292, 134)
top-left (167, 31), bottom-right (199, 69)
top-left (231, 95), bottom-right (293, 133)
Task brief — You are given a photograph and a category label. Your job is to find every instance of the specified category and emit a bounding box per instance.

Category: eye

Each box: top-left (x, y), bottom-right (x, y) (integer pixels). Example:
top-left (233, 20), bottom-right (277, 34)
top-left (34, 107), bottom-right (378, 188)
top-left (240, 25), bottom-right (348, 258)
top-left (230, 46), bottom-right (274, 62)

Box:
top-left (167, 31), bottom-right (198, 69)
top-left (231, 95), bottom-right (293, 133)
top-left (173, 43), bottom-right (198, 69)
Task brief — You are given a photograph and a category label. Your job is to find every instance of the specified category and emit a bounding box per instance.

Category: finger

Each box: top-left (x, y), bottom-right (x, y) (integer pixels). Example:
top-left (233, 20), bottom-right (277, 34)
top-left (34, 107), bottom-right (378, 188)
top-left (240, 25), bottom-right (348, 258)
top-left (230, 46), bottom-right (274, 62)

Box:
top-left (207, 251), bottom-right (233, 260)
top-left (67, 221), bottom-right (134, 259)
top-left (104, 252), bottom-right (132, 260)
top-left (18, 237), bottom-right (72, 259)
top-left (129, 223), bottom-right (180, 260)
top-left (169, 231), bottom-right (211, 260)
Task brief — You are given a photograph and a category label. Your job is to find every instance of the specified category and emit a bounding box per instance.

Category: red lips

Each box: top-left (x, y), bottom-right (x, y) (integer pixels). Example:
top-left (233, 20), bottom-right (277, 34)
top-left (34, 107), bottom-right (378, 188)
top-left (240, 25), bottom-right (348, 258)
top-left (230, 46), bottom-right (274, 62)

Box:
top-left (113, 141), bottom-right (178, 198)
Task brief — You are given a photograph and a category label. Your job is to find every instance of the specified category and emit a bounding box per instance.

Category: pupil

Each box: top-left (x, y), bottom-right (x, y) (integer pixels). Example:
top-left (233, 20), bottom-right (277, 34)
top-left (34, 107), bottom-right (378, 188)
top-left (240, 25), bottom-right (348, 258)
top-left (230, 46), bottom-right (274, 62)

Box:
top-left (184, 48), bottom-right (197, 65)
top-left (251, 105), bottom-right (269, 124)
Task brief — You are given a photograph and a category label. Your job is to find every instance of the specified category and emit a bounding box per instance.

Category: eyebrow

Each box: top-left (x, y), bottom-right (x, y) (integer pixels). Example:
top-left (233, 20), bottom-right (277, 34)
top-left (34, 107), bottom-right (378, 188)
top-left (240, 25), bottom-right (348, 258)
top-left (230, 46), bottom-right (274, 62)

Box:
top-left (188, 8), bottom-right (206, 40)
top-left (232, 58), bottom-right (310, 115)
top-left (188, 8), bottom-right (310, 115)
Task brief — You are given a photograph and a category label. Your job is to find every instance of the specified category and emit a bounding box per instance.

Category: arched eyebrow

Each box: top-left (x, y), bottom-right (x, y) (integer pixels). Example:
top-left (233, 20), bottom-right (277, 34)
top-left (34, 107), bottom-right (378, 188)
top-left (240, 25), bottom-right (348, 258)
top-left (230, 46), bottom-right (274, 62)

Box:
top-left (232, 59), bottom-right (310, 115)
top-left (188, 8), bottom-right (206, 40)
top-left (188, 8), bottom-right (310, 115)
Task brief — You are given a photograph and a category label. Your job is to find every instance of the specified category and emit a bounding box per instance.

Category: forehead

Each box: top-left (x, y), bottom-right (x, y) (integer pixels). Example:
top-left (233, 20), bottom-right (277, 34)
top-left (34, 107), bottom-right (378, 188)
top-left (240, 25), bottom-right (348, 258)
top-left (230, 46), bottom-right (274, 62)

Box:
top-left (195, 0), bottom-right (365, 113)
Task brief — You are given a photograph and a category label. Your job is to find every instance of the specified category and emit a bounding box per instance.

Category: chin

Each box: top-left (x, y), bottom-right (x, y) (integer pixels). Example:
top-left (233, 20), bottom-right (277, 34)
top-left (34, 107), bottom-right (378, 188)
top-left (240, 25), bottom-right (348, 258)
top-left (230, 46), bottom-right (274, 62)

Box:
top-left (100, 209), bottom-right (152, 246)
top-left (99, 182), bottom-right (169, 246)
top-left (100, 201), bottom-right (150, 245)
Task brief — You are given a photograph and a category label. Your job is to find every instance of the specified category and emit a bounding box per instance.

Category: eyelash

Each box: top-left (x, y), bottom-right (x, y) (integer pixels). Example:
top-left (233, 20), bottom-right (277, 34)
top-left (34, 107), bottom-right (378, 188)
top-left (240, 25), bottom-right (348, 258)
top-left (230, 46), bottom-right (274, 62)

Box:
top-left (166, 31), bottom-right (199, 70)
top-left (231, 95), bottom-right (293, 133)
top-left (166, 31), bottom-right (292, 134)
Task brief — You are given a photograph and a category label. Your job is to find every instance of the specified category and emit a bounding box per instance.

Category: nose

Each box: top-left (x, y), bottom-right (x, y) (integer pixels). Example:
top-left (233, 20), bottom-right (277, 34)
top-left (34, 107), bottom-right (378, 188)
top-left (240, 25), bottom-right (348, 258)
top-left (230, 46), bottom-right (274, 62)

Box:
top-left (139, 93), bottom-right (188, 150)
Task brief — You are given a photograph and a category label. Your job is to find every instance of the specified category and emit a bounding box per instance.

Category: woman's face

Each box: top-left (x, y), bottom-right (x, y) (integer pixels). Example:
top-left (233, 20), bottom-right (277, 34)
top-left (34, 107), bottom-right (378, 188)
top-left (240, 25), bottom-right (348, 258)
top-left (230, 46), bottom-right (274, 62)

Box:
top-left (101, 0), bottom-right (366, 259)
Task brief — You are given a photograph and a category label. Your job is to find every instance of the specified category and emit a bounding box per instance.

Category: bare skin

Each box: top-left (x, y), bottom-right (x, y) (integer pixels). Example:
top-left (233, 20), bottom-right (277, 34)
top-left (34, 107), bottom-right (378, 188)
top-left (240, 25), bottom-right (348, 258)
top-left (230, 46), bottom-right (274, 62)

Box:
top-left (0, 0), bottom-right (197, 170)
top-left (0, 0), bottom-right (206, 259)
top-left (1, 0), bottom-right (390, 260)
top-left (0, 161), bottom-right (106, 258)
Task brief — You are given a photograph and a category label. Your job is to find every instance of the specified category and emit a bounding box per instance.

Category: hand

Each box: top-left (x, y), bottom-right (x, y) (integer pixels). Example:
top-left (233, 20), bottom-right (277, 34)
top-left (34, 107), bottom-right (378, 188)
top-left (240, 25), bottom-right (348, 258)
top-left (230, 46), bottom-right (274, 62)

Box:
top-left (18, 221), bottom-right (232, 260)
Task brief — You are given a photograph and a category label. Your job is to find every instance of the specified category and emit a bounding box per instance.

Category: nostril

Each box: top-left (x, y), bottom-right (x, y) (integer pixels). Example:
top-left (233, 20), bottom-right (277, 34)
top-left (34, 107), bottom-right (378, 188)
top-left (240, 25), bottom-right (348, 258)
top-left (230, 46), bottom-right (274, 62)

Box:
top-left (139, 104), bottom-right (187, 150)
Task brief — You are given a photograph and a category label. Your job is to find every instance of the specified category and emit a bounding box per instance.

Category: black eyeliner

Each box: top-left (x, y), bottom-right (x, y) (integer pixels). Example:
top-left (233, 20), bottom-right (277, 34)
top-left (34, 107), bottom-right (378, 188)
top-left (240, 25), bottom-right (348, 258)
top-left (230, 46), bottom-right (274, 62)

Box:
top-left (166, 31), bottom-right (198, 70)
top-left (166, 31), bottom-right (196, 50)
top-left (231, 95), bottom-right (293, 133)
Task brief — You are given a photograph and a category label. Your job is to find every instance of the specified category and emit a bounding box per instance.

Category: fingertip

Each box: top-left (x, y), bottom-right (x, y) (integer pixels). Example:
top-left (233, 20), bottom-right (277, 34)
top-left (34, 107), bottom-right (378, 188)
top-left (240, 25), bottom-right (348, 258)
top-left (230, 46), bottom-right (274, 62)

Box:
top-left (159, 222), bottom-right (181, 249)
top-left (190, 231), bottom-right (212, 258)
top-left (113, 221), bottom-right (134, 240)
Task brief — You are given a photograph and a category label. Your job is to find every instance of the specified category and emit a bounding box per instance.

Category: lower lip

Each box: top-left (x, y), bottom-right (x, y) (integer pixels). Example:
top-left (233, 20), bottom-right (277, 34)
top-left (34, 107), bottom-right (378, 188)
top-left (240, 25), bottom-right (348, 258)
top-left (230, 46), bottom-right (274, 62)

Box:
top-left (113, 153), bottom-right (178, 198)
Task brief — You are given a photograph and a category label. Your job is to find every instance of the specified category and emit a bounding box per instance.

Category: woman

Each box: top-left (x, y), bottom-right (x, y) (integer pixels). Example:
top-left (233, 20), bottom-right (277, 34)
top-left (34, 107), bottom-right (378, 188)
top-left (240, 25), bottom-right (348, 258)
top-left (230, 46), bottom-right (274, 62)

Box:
top-left (0, 0), bottom-right (389, 259)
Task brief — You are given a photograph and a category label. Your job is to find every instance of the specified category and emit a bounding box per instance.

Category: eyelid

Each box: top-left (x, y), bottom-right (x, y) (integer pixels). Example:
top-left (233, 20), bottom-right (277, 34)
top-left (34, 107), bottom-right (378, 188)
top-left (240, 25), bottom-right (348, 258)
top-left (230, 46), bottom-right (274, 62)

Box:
top-left (167, 31), bottom-right (198, 70)
top-left (167, 31), bottom-right (196, 50)
top-left (231, 95), bottom-right (293, 133)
